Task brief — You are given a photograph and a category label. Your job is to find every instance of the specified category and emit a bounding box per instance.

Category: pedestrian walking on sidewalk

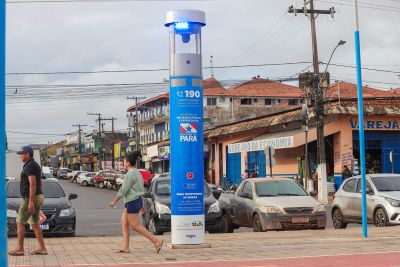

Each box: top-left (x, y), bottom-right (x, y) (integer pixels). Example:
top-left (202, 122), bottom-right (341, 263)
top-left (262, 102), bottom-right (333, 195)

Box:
top-left (9, 146), bottom-right (47, 257)
top-left (110, 151), bottom-right (163, 254)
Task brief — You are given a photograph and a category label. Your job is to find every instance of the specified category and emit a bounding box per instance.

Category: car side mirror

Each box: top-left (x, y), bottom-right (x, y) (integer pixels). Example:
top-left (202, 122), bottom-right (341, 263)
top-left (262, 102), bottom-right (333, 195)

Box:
top-left (212, 190), bottom-right (222, 200)
top-left (310, 191), bottom-right (318, 197)
top-left (367, 189), bottom-right (374, 195)
top-left (68, 193), bottom-right (78, 200)
top-left (143, 192), bottom-right (152, 198)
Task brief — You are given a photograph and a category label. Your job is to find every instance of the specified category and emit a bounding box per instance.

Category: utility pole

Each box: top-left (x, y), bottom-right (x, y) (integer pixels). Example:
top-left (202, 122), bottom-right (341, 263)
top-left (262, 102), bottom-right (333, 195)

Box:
top-left (127, 96), bottom-right (146, 151)
top-left (87, 112), bottom-right (102, 136)
top-left (72, 124), bottom-right (87, 170)
top-left (289, 1), bottom-right (335, 204)
top-left (87, 112), bottom-right (102, 171)
top-left (102, 117), bottom-right (117, 169)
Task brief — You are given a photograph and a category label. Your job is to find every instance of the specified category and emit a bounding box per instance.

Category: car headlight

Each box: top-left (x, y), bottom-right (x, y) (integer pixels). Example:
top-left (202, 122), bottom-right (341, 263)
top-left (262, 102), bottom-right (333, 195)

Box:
top-left (155, 202), bottom-right (171, 214)
top-left (260, 206), bottom-right (282, 214)
top-left (7, 209), bottom-right (17, 218)
top-left (208, 201), bottom-right (220, 213)
top-left (313, 204), bottom-right (326, 213)
top-left (59, 207), bottom-right (75, 217)
top-left (385, 198), bottom-right (400, 207)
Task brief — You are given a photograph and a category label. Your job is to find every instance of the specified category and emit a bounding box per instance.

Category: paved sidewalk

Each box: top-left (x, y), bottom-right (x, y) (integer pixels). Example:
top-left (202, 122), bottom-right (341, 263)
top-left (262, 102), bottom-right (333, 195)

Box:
top-left (7, 227), bottom-right (400, 266)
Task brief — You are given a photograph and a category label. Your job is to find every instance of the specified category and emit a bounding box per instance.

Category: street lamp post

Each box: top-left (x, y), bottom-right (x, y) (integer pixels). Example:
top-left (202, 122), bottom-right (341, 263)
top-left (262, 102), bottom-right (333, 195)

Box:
top-left (323, 40), bottom-right (346, 75)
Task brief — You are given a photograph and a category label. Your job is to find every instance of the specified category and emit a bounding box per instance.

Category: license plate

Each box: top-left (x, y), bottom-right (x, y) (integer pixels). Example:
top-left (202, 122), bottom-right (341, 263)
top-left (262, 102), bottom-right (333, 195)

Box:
top-left (292, 217), bottom-right (309, 223)
top-left (30, 224), bottom-right (49, 230)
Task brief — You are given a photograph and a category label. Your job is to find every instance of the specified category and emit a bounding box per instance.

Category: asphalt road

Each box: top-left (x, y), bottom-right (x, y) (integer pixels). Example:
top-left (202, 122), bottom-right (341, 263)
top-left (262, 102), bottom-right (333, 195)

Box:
top-left (58, 179), bottom-right (125, 237)
top-left (58, 179), bottom-right (346, 237)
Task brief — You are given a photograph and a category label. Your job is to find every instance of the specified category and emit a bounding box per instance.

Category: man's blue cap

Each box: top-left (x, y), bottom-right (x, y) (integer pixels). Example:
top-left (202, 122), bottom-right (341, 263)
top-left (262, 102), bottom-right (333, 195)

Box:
top-left (16, 146), bottom-right (33, 155)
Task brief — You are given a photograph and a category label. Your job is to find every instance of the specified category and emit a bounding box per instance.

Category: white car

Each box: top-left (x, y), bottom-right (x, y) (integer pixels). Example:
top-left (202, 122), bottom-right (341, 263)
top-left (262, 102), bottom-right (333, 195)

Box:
top-left (77, 172), bottom-right (96, 187)
top-left (332, 174), bottom-right (400, 228)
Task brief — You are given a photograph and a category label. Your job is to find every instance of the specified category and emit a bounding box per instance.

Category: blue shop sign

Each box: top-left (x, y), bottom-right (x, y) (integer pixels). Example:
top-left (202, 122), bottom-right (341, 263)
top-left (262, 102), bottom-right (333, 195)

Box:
top-left (349, 120), bottom-right (400, 130)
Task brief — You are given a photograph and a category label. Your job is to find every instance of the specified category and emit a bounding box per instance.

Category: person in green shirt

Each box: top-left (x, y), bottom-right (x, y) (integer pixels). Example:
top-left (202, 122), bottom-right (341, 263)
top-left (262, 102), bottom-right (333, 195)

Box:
top-left (110, 151), bottom-right (163, 254)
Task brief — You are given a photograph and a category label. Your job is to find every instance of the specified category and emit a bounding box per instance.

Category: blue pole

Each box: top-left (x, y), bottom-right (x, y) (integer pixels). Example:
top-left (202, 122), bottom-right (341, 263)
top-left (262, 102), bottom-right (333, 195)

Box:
top-left (354, 0), bottom-right (368, 238)
top-left (0, 0), bottom-right (8, 263)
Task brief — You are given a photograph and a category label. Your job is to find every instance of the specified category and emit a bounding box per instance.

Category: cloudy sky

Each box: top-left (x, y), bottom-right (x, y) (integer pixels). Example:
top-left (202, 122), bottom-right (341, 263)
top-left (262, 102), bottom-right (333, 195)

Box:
top-left (5, 0), bottom-right (400, 149)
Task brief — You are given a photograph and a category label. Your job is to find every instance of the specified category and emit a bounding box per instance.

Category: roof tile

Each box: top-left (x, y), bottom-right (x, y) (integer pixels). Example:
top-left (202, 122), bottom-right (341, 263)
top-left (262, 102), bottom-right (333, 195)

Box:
top-left (326, 81), bottom-right (396, 98)
top-left (224, 78), bottom-right (304, 98)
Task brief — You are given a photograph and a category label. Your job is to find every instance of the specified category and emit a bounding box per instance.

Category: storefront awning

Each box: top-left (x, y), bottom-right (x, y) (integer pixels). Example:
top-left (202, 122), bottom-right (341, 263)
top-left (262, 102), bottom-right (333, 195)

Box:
top-left (227, 127), bottom-right (317, 154)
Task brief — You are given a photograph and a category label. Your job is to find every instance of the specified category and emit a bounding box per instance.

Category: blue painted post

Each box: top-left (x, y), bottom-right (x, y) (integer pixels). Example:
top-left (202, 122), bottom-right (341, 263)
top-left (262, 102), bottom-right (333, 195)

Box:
top-left (354, 0), bottom-right (368, 238)
top-left (0, 0), bottom-right (8, 263)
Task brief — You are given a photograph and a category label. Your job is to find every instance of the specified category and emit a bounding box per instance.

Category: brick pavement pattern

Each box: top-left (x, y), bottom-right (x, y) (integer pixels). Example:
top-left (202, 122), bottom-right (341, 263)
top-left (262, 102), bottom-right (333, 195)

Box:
top-left (7, 227), bottom-right (400, 266)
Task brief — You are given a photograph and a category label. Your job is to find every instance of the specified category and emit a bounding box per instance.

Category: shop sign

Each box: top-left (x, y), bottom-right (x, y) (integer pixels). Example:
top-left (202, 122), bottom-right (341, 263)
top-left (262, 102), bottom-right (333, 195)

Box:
top-left (159, 146), bottom-right (170, 160)
top-left (228, 136), bottom-right (294, 154)
top-left (114, 142), bottom-right (121, 159)
top-left (147, 144), bottom-right (159, 158)
top-left (350, 120), bottom-right (400, 129)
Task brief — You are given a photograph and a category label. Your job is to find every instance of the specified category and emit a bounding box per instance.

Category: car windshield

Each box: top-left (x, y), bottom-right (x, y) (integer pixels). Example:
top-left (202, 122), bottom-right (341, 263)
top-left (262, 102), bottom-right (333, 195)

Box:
top-left (155, 180), bottom-right (210, 196)
top-left (255, 180), bottom-right (307, 197)
top-left (7, 182), bottom-right (66, 198)
top-left (371, 176), bottom-right (400, 192)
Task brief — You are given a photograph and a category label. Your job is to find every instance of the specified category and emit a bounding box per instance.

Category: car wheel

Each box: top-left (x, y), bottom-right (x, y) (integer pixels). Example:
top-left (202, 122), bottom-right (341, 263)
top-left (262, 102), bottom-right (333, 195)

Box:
top-left (374, 208), bottom-right (388, 227)
top-left (148, 217), bottom-right (163, 235)
top-left (252, 214), bottom-right (263, 232)
top-left (82, 181), bottom-right (88, 187)
top-left (222, 212), bottom-right (234, 233)
top-left (332, 208), bottom-right (347, 229)
top-left (98, 182), bottom-right (105, 189)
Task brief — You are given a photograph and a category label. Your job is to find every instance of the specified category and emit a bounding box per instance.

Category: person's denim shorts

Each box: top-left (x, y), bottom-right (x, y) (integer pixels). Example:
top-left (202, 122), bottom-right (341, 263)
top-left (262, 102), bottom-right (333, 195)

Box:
top-left (125, 198), bottom-right (143, 214)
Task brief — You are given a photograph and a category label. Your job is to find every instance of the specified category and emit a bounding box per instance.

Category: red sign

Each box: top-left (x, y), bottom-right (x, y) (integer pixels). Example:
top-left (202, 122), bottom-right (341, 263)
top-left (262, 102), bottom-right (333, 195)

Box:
top-left (187, 172), bottom-right (194, 179)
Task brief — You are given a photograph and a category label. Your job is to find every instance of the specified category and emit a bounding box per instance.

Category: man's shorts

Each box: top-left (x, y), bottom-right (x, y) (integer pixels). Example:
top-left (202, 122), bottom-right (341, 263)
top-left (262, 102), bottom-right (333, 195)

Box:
top-left (16, 194), bottom-right (44, 225)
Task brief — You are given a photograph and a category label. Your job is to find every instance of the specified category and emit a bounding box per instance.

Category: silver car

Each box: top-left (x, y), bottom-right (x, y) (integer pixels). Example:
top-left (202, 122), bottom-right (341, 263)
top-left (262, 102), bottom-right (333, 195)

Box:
top-left (332, 174), bottom-right (400, 228)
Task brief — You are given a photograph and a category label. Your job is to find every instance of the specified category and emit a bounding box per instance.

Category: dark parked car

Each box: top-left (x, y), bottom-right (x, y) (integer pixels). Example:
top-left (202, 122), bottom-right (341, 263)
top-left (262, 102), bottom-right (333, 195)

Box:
top-left (7, 179), bottom-right (78, 237)
top-left (142, 176), bottom-right (223, 235)
top-left (57, 168), bottom-right (71, 180)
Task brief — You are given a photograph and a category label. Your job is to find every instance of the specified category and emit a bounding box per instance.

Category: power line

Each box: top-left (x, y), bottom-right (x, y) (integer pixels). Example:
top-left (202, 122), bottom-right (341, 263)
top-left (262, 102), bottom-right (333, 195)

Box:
top-left (323, 62), bottom-right (400, 74)
top-left (7, 60), bottom-right (399, 79)
top-left (6, 130), bottom-right (66, 136)
top-left (6, 62), bottom-right (313, 76)
top-left (231, 12), bottom-right (290, 64)
top-left (316, 0), bottom-right (400, 13)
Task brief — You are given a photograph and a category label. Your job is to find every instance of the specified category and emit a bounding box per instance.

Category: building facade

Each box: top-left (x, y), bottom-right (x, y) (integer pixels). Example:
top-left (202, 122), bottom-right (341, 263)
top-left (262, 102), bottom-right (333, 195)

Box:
top-left (205, 82), bottom-right (400, 189)
top-left (126, 77), bottom-right (305, 173)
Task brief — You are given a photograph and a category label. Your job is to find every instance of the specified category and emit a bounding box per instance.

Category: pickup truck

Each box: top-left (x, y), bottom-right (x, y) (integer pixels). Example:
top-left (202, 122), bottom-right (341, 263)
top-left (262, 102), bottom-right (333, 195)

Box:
top-left (219, 178), bottom-right (327, 232)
